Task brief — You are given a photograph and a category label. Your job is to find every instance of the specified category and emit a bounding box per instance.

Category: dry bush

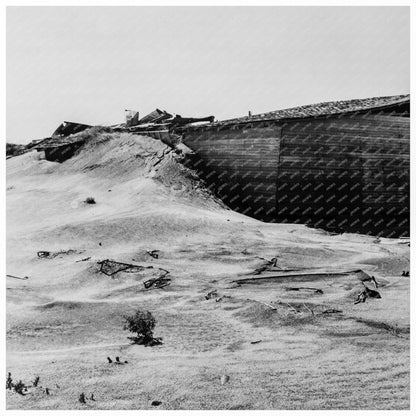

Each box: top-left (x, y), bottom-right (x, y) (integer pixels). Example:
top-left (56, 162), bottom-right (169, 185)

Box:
top-left (84, 197), bottom-right (96, 204)
top-left (13, 380), bottom-right (26, 395)
top-left (123, 309), bottom-right (161, 345)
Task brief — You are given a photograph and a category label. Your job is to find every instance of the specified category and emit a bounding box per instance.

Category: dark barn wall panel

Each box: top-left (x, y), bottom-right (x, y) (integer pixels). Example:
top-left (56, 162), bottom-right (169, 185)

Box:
top-left (182, 111), bottom-right (409, 237)
top-left (277, 114), bottom-right (410, 237)
top-left (44, 142), bottom-right (84, 163)
top-left (183, 126), bottom-right (282, 221)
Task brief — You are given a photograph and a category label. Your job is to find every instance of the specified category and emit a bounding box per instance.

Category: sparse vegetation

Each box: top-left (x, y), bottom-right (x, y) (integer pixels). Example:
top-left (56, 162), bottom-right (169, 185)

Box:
top-left (123, 309), bottom-right (161, 346)
top-left (84, 197), bottom-right (96, 204)
top-left (6, 128), bottom-right (410, 410)
top-left (13, 380), bottom-right (26, 395)
top-left (6, 372), bottom-right (13, 390)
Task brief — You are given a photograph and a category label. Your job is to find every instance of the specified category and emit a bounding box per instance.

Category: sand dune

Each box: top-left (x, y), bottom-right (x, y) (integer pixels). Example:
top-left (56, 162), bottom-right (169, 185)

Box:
top-left (6, 132), bottom-right (409, 409)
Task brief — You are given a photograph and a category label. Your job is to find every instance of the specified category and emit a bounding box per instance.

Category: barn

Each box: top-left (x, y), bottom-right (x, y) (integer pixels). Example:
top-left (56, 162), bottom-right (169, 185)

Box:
top-left (181, 95), bottom-right (410, 237)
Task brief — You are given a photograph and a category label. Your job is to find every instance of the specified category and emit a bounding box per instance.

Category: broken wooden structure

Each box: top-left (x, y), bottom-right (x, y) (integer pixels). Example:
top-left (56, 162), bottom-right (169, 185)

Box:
top-left (30, 109), bottom-right (214, 162)
top-left (181, 95), bottom-right (410, 237)
top-left (11, 94), bottom-right (410, 238)
top-left (52, 121), bottom-right (91, 137)
top-left (97, 259), bottom-right (154, 277)
top-left (33, 121), bottom-right (92, 162)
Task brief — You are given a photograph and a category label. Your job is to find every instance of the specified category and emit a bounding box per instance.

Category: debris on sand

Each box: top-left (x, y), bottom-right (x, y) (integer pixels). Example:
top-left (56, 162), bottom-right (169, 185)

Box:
top-left (369, 276), bottom-right (379, 288)
top-left (250, 340), bottom-right (262, 344)
top-left (151, 400), bottom-right (162, 406)
top-left (37, 249), bottom-right (83, 259)
top-left (146, 249), bottom-right (160, 259)
top-left (6, 274), bottom-right (29, 280)
top-left (358, 272), bottom-right (380, 288)
top-left (321, 308), bottom-right (343, 315)
top-left (401, 270), bottom-right (410, 277)
top-left (234, 268), bottom-right (362, 285)
top-left (220, 375), bottom-right (230, 385)
top-left (206, 291), bottom-right (231, 302)
top-left (275, 300), bottom-right (299, 313)
top-left (285, 287), bottom-right (323, 294)
top-left (75, 257), bottom-right (91, 263)
top-left (354, 283), bottom-right (382, 304)
top-left (302, 303), bottom-right (315, 316)
top-left (143, 272), bottom-right (171, 289)
top-left (97, 259), bottom-right (153, 277)
top-left (144, 337), bottom-right (163, 346)
top-left (32, 376), bottom-right (40, 387)
top-left (247, 298), bottom-right (277, 311)
top-left (255, 256), bottom-right (279, 266)
top-left (205, 290), bottom-right (218, 300)
top-left (252, 257), bottom-right (280, 274)
top-left (79, 392), bottom-right (86, 404)
top-left (107, 356), bottom-right (129, 365)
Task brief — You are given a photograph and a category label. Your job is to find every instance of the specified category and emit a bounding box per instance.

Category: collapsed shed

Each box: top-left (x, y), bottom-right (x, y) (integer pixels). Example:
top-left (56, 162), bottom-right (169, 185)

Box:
top-left (34, 134), bottom-right (88, 163)
top-left (32, 110), bottom-right (215, 162)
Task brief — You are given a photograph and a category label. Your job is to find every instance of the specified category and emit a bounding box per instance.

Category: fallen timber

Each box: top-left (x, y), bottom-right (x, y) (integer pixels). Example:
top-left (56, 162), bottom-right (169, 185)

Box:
top-left (233, 268), bottom-right (369, 285)
top-left (6, 274), bottom-right (29, 280)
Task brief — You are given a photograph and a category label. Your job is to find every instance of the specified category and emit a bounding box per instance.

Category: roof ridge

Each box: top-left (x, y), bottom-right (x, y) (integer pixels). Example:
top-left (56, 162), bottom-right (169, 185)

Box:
top-left (221, 94), bottom-right (410, 125)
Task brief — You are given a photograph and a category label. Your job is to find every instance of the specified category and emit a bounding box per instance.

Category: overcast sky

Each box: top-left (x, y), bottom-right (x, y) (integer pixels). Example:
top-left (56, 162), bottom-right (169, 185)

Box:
top-left (7, 6), bottom-right (409, 143)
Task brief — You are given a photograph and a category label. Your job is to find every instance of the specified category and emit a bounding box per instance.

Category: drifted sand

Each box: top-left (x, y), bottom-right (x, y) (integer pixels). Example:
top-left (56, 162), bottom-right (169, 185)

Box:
top-left (6, 133), bottom-right (409, 409)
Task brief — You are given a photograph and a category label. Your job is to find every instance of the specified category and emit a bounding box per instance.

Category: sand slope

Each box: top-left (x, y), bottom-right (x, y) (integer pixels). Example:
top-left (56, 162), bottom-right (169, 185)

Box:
top-left (6, 133), bottom-right (410, 409)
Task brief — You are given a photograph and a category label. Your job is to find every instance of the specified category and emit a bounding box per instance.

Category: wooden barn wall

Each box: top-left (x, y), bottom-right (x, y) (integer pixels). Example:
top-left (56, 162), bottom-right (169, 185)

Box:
top-left (182, 112), bottom-right (409, 237)
top-left (182, 126), bottom-right (282, 221)
top-left (277, 114), bottom-right (409, 237)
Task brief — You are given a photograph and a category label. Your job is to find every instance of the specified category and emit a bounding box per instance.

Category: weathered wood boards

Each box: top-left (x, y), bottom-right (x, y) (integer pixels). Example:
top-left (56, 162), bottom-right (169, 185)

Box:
top-left (277, 114), bottom-right (409, 236)
top-left (183, 126), bottom-right (282, 222)
top-left (182, 97), bottom-right (409, 237)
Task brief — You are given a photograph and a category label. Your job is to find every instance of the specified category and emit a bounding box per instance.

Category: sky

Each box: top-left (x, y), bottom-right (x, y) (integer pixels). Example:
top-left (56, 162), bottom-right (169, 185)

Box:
top-left (6, 6), bottom-right (410, 144)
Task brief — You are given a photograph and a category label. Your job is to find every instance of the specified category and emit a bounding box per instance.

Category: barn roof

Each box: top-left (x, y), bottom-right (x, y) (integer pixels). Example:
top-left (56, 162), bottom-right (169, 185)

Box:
top-left (34, 134), bottom-right (87, 150)
top-left (52, 121), bottom-right (91, 137)
top-left (207, 94), bottom-right (410, 127)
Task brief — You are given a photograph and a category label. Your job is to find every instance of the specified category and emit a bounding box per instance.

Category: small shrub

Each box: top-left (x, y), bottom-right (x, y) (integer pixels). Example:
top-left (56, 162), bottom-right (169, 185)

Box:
top-left (123, 309), bottom-right (161, 346)
top-left (84, 197), bottom-right (96, 204)
top-left (6, 372), bottom-right (13, 390)
top-left (14, 380), bottom-right (26, 395)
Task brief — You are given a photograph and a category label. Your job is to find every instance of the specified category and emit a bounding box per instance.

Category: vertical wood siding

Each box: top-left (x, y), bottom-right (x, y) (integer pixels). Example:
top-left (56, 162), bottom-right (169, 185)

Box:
top-left (183, 126), bottom-right (281, 221)
top-left (183, 112), bottom-right (409, 237)
top-left (277, 114), bottom-right (409, 236)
